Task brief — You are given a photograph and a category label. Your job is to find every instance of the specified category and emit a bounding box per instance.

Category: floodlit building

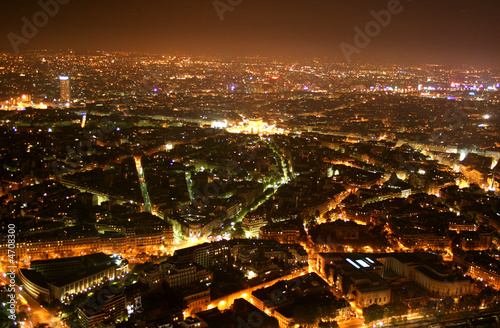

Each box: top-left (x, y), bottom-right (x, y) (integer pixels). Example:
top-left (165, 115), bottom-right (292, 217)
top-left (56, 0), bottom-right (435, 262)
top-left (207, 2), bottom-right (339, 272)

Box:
top-left (19, 253), bottom-right (128, 302)
top-left (59, 75), bottom-right (70, 104)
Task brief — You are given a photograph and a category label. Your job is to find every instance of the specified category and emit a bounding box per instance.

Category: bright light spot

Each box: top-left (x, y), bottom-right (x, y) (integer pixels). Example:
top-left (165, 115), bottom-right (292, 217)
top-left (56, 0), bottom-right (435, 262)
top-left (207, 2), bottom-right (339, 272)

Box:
top-left (246, 270), bottom-right (257, 279)
top-left (356, 259), bottom-right (370, 268)
top-left (211, 121), bottom-right (228, 129)
top-left (346, 258), bottom-right (360, 269)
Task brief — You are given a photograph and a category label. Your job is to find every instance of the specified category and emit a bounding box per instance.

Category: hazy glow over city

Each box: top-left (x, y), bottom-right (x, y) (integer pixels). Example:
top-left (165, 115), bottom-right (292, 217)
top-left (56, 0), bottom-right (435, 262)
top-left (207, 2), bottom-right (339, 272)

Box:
top-left (0, 1), bottom-right (499, 328)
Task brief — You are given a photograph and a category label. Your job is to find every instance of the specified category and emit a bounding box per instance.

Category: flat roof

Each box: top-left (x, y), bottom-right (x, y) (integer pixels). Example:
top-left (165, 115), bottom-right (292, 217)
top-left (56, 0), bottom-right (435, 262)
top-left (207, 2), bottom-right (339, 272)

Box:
top-left (20, 269), bottom-right (49, 289)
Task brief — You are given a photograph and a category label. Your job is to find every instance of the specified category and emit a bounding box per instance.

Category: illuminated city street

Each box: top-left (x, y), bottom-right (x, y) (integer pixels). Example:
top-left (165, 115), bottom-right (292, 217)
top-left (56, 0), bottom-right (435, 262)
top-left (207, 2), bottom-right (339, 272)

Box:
top-left (134, 156), bottom-right (152, 213)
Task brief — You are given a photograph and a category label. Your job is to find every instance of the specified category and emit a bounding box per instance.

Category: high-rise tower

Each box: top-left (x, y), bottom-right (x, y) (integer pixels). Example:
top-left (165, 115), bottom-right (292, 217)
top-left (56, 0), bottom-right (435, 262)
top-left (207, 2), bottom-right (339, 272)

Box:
top-left (59, 75), bottom-right (70, 104)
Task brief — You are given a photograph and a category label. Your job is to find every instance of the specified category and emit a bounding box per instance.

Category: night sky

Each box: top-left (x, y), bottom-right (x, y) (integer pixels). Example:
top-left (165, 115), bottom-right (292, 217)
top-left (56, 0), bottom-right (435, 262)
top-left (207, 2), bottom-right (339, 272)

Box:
top-left (1, 0), bottom-right (500, 66)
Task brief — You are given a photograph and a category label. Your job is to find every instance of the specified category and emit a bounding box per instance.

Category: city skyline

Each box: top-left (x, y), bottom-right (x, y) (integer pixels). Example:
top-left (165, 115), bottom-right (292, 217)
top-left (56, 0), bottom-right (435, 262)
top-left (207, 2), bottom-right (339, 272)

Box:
top-left (1, 1), bottom-right (500, 328)
top-left (0, 50), bottom-right (499, 328)
top-left (0, 0), bottom-right (499, 66)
